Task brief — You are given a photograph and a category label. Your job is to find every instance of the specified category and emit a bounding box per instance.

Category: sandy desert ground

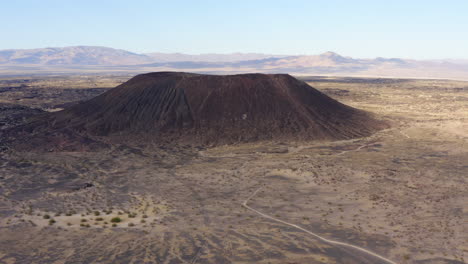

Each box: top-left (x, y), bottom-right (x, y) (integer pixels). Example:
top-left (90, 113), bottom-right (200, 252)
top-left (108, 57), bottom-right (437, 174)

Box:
top-left (0, 75), bottom-right (466, 264)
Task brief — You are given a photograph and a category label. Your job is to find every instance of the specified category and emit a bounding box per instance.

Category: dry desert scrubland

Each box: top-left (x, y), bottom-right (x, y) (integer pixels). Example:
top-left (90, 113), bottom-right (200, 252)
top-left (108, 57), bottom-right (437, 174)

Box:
top-left (0, 75), bottom-right (466, 264)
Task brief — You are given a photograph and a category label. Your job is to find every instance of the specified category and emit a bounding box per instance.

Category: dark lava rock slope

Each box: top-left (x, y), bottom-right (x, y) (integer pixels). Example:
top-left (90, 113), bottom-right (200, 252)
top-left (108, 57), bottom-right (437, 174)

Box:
top-left (10, 72), bottom-right (389, 146)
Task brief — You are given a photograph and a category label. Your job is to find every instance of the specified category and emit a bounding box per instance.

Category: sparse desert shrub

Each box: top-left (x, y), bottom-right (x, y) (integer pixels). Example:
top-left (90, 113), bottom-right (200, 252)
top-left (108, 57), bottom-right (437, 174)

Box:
top-left (94, 211), bottom-right (100, 216)
top-left (128, 223), bottom-right (135, 227)
top-left (95, 217), bottom-right (104, 221)
top-left (49, 219), bottom-right (56, 225)
top-left (110, 217), bottom-right (121, 223)
top-left (128, 213), bottom-right (137, 218)
top-left (43, 214), bottom-right (50, 219)
top-left (112, 223), bottom-right (117, 227)
top-left (81, 219), bottom-right (87, 222)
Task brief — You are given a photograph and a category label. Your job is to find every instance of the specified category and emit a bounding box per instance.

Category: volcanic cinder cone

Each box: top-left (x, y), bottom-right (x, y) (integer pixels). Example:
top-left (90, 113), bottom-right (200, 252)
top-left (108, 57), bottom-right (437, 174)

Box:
top-left (14, 72), bottom-right (389, 147)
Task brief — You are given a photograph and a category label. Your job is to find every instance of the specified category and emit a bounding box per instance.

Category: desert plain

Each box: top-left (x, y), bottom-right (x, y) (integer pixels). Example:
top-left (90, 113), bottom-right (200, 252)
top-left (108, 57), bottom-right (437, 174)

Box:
top-left (0, 74), bottom-right (466, 264)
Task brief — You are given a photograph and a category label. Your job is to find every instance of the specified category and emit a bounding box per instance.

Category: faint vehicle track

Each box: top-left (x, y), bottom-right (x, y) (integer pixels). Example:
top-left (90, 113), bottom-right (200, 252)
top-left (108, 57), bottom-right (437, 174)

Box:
top-left (400, 130), bottom-right (411, 139)
top-left (242, 187), bottom-right (398, 264)
top-left (335, 143), bottom-right (372, 156)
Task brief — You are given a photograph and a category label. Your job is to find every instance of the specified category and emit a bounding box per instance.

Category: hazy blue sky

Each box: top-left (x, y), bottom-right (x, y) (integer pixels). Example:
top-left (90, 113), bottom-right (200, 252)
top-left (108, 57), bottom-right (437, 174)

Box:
top-left (2, 0), bottom-right (467, 59)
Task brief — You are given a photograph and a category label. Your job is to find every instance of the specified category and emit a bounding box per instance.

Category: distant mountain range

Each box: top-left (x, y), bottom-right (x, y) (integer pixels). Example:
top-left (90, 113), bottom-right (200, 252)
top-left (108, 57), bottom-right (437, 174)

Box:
top-left (1, 46), bottom-right (467, 80)
top-left (0, 46), bottom-right (282, 65)
top-left (0, 46), bottom-right (152, 65)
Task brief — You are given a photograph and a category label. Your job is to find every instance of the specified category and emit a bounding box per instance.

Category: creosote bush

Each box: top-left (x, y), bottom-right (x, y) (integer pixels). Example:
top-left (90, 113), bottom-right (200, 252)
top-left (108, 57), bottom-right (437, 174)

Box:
top-left (111, 217), bottom-right (122, 223)
top-left (128, 213), bottom-right (137, 218)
